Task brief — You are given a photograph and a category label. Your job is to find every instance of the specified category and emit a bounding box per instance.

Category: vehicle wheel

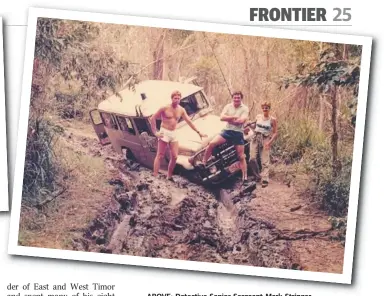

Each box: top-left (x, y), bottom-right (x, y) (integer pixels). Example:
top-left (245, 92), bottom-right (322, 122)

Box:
top-left (122, 148), bottom-right (136, 162)
top-left (179, 167), bottom-right (203, 185)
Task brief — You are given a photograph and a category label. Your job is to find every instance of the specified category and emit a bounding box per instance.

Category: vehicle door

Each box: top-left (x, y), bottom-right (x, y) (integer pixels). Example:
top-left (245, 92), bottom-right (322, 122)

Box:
top-left (89, 109), bottom-right (111, 145)
top-left (132, 117), bottom-right (168, 169)
top-left (114, 115), bottom-right (142, 160)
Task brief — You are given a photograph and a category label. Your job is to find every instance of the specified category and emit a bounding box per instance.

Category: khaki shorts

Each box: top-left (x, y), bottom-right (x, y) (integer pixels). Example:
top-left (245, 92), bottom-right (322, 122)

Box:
top-left (158, 127), bottom-right (178, 143)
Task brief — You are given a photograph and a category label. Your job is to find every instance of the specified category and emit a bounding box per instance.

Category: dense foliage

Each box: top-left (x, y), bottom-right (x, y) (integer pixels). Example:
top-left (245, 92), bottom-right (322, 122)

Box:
top-left (276, 46), bottom-right (361, 216)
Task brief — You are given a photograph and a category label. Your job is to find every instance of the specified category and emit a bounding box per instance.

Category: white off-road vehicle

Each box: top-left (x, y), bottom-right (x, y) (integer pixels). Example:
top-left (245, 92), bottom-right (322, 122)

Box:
top-left (90, 79), bottom-right (254, 185)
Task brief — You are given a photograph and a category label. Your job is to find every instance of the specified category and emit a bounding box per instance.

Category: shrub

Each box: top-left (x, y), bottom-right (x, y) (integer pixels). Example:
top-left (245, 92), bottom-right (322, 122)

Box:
top-left (316, 156), bottom-right (352, 217)
top-left (22, 118), bottom-right (64, 206)
top-left (272, 117), bottom-right (327, 164)
top-left (303, 147), bottom-right (352, 217)
top-left (271, 116), bottom-right (352, 217)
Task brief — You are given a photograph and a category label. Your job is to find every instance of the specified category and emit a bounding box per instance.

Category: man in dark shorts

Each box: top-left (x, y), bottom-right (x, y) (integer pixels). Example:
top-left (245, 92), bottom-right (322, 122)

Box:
top-left (201, 91), bottom-right (249, 183)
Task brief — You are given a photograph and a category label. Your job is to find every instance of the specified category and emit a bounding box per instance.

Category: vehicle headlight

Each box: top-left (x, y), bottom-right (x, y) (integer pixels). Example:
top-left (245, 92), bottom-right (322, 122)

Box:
top-left (209, 165), bottom-right (218, 174)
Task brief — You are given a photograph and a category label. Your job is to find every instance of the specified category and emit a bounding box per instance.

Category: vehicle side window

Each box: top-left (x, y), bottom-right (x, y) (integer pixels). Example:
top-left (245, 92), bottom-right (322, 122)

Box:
top-left (179, 91), bottom-right (209, 121)
top-left (116, 116), bottom-right (136, 135)
top-left (195, 91), bottom-right (208, 109)
top-left (90, 110), bottom-right (103, 125)
top-left (134, 118), bottom-right (152, 135)
top-left (100, 112), bottom-right (118, 130)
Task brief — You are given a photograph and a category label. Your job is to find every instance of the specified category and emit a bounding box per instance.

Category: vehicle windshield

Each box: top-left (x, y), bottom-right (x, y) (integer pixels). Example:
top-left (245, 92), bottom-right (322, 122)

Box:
top-left (178, 91), bottom-right (209, 122)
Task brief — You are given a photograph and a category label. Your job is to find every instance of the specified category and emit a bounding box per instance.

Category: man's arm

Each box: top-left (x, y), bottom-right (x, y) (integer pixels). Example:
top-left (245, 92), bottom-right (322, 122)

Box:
top-left (149, 107), bottom-right (164, 136)
top-left (231, 108), bottom-right (249, 125)
top-left (244, 116), bottom-right (257, 134)
top-left (181, 108), bottom-right (207, 138)
top-left (220, 104), bottom-right (238, 122)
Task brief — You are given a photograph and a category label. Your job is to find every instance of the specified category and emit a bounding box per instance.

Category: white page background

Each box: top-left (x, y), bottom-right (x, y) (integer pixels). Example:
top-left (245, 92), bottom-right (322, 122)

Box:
top-left (1, 0), bottom-right (383, 294)
top-left (0, 18), bottom-right (9, 211)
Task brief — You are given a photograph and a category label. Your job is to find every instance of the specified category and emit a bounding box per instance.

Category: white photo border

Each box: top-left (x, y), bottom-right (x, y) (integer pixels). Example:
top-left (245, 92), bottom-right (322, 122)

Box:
top-left (8, 7), bottom-right (373, 284)
top-left (0, 17), bottom-right (9, 212)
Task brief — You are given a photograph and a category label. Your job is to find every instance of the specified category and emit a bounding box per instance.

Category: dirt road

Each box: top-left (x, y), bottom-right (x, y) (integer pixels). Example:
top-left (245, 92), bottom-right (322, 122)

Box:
top-left (60, 120), bottom-right (344, 273)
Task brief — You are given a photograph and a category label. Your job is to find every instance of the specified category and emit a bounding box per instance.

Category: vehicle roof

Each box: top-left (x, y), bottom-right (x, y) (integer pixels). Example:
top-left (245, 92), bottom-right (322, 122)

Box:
top-left (98, 80), bottom-right (203, 117)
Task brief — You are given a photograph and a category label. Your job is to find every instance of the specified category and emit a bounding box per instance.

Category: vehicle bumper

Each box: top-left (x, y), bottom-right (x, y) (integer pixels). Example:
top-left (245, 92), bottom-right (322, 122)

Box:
top-left (187, 140), bottom-right (250, 185)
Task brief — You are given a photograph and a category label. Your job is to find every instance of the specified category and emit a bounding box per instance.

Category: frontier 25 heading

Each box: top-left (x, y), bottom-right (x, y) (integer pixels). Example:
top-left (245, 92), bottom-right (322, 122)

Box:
top-left (250, 8), bottom-right (352, 22)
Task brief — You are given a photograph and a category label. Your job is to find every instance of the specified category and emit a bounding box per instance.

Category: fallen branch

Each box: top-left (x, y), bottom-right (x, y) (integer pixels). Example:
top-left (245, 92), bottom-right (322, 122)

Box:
top-left (104, 215), bottom-right (132, 253)
top-left (36, 187), bottom-right (67, 208)
top-left (274, 228), bottom-right (332, 241)
top-left (290, 205), bottom-right (302, 212)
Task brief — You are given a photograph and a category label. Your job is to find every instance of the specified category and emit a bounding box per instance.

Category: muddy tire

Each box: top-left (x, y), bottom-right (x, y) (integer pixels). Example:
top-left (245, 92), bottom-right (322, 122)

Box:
top-left (122, 147), bottom-right (136, 162)
top-left (178, 166), bottom-right (204, 185)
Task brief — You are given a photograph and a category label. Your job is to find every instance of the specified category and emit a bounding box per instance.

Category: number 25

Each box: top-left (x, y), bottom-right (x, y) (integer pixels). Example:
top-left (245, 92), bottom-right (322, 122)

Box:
top-left (334, 8), bottom-right (352, 21)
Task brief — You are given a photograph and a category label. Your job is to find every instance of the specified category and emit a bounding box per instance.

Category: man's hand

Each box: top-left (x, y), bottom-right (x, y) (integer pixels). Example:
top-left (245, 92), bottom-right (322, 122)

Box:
top-left (245, 120), bottom-right (256, 130)
top-left (264, 141), bottom-right (271, 150)
top-left (155, 131), bottom-right (164, 139)
top-left (197, 131), bottom-right (208, 140)
top-left (227, 116), bottom-right (239, 124)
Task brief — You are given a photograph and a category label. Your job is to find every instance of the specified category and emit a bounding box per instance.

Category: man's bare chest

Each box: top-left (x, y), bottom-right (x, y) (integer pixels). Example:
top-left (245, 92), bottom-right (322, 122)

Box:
top-left (163, 107), bottom-right (182, 120)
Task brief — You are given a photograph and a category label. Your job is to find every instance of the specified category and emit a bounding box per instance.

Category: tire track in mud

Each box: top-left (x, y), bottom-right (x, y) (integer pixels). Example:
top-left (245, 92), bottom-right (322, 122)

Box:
top-left (72, 144), bottom-right (301, 270)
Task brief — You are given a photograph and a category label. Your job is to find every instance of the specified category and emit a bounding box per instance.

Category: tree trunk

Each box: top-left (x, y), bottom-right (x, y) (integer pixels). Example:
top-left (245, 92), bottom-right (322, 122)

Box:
top-left (318, 42), bottom-right (325, 130)
top-left (240, 43), bottom-right (251, 100)
top-left (343, 44), bottom-right (349, 60)
top-left (319, 94), bottom-right (325, 130)
top-left (331, 85), bottom-right (341, 177)
top-left (338, 87), bottom-right (342, 142)
top-left (152, 30), bottom-right (167, 80)
top-left (175, 32), bottom-right (195, 81)
top-left (302, 86), bottom-right (309, 118)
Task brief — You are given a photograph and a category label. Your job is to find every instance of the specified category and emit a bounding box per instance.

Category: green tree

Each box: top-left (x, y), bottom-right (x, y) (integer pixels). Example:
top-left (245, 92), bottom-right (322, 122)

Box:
top-left (281, 46), bottom-right (361, 176)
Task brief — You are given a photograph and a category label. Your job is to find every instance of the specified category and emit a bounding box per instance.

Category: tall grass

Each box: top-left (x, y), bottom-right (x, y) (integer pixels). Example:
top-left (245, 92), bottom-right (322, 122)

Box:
top-left (304, 150), bottom-right (352, 217)
top-left (272, 116), bottom-right (352, 217)
top-left (272, 117), bottom-right (327, 164)
top-left (22, 118), bottom-right (64, 206)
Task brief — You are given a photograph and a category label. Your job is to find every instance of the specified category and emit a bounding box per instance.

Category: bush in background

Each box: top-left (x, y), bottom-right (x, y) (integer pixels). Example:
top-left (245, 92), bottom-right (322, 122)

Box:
top-left (272, 117), bottom-right (352, 217)
top-left (22, 118), bottom-right (64, 206)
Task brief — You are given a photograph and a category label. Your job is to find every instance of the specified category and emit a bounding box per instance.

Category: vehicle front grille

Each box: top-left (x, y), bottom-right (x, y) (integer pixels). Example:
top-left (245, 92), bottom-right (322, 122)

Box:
top-left (212, 142), bottom-right (239, 168)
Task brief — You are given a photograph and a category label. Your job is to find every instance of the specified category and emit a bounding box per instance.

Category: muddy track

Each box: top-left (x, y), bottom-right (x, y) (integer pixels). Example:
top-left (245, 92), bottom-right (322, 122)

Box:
top-left (62, 125), bottom-right (342, 272)
top-left (68, 131), bottom-right (301, 270)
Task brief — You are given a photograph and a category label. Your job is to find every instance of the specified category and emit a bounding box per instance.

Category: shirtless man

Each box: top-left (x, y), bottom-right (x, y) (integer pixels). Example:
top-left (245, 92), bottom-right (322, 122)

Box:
top-left (150, 90), bottom-right (207, 180)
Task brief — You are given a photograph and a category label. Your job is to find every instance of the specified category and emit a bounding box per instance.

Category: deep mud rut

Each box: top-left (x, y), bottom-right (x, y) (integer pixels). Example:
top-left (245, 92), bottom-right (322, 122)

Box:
top-left (64, 122), bottom-right (344, 272)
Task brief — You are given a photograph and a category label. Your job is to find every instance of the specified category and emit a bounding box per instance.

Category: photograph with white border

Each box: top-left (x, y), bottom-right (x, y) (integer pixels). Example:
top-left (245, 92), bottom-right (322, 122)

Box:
top-left (8, 8), bottom-right (372, 284)
top-left (0, 17), bottom-right (9, 212)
